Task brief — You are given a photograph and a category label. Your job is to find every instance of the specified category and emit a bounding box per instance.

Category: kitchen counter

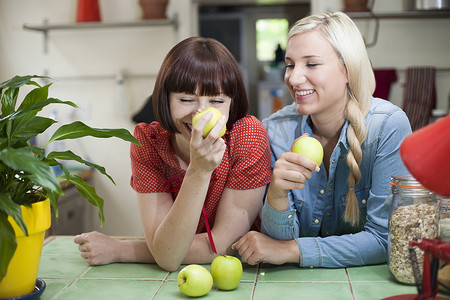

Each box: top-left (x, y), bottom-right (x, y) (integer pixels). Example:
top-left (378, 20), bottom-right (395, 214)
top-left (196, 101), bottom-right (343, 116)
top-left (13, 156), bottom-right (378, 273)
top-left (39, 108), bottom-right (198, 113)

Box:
top-left (38, 236), bottom-right (448, 300)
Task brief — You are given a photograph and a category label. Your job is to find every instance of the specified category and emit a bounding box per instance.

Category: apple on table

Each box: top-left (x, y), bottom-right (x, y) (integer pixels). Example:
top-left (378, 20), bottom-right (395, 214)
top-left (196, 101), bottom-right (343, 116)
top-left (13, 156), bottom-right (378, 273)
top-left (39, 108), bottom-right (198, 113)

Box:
top-left (177, 255), bottom-right (243, 297)
top-left (177, 264), bottom-right (213, 297)
top-left (210, 255), bottom-right (243, 291)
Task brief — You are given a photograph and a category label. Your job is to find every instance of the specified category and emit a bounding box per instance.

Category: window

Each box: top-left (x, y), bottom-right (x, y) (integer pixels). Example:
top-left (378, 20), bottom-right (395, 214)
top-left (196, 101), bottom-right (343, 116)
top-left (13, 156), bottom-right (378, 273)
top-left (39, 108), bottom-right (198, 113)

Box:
top-left (256, 18), bottom-right (288, 62)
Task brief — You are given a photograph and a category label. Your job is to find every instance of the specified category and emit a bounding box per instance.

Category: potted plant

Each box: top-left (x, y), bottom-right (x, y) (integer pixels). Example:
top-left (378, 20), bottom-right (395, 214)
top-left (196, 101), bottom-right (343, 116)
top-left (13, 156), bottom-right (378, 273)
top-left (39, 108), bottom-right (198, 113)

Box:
top-left (0, 75), bottom-right (141, 298)
top-left (139, 0), bottom-right (169, 19)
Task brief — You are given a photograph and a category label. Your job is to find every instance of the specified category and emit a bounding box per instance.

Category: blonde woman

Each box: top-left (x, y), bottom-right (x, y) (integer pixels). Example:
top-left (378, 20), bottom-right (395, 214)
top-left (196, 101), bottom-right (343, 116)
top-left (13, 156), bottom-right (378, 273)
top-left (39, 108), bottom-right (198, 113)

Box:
top-left (233, 12), bottom-right (412, 267)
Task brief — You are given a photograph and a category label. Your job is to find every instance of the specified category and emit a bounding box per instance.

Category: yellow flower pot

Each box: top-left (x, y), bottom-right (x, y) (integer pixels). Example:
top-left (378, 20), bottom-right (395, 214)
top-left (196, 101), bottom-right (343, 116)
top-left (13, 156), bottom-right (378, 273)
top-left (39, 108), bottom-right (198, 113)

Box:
top-left (0, 198), bottom-right (51, 298)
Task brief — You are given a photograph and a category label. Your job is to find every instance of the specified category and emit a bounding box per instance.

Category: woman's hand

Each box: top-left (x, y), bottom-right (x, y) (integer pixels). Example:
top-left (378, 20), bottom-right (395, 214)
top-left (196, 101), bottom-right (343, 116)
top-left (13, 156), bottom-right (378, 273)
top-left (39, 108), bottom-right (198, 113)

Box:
top-left (74, 231), bottom-right (156, 265)
top-left (74, 231), bottom-right (122, 265)
top-left (267, 150), bottom-right (316, 211)
top-left (190, 112), bottom-right (227, 173)
top-left (232, 231), bottom-right (299, 265)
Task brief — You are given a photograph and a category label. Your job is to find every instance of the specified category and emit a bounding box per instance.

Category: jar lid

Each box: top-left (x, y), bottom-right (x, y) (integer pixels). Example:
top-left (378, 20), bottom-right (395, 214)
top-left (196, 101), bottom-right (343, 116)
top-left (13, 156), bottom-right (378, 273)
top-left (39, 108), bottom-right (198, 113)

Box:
top-left (390, 174), bottom-right (423, 188)
top-left (390, 174), bottom-right (435, 197)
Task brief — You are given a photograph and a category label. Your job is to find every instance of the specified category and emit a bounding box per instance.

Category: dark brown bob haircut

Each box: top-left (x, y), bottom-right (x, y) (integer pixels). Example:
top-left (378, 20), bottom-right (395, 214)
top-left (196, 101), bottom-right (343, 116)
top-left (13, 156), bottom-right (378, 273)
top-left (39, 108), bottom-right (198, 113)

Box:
top-left (152, 36), bottom-right (249, 133)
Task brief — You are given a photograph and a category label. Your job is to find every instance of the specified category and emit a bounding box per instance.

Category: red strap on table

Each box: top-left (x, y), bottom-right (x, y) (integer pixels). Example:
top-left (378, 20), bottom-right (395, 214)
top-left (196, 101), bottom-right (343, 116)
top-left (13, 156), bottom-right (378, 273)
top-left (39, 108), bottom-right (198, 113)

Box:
top-left (202, 205), bottom-right (217, 254)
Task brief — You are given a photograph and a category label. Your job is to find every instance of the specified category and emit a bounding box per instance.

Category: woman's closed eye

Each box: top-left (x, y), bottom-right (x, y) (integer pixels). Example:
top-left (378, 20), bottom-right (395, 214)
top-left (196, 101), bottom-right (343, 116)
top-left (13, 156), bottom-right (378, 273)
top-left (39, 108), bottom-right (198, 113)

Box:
top-left (180, 98), bottom-right (195, 103)
top-left (306, 63), bottom-right (319, 68)
top-left (210, 99), bottom-right (225, 104)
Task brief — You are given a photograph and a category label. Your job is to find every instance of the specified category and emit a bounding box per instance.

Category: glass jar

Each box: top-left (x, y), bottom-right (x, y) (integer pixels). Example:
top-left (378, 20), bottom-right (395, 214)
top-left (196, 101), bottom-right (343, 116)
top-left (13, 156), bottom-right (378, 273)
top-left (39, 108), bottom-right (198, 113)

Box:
top-left (439, 197), bottom-right (450, 241)
top-left (388, 174), bottom-right (438, 284)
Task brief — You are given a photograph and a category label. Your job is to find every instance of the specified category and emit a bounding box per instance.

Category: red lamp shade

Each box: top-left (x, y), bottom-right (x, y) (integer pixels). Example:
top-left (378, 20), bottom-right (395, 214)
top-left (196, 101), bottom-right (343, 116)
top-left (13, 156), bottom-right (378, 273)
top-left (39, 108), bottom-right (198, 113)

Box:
top-left (400, 115), bottom-right (450, 197)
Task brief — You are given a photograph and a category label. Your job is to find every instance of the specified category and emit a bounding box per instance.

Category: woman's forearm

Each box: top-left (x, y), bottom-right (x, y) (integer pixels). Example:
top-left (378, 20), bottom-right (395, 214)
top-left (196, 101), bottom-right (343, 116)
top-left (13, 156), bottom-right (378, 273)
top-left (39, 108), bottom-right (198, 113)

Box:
top-left (117, 240), bottom-right (155, 263)
top-left (114, 235), bottom-right (216, 265)
top-left (149, 167), bottom-right (213, 271)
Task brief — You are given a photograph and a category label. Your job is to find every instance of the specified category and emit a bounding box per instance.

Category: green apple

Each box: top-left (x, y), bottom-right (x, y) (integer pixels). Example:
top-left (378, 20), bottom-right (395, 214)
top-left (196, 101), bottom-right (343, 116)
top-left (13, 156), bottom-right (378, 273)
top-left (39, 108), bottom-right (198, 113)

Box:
top-left (192, 107), bottom-right (226, 138)
top-left (210, 255), bottom-right (243, 291)
top-left (177, 264), bottom-right (213, 297)
top-left (292, 136), bottom-right (324, 166)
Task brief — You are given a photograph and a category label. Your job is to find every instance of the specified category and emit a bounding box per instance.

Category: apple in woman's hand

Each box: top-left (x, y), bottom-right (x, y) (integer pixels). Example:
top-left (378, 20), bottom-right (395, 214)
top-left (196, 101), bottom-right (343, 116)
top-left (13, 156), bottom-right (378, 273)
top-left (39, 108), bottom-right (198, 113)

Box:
top-left (192, 107), bottom-right (226, 138)
top-left (292, 136), bottom-right (324, 166)
top-left (177, 264), bottom-right (213, 297)
top-left (210, 255), bottom-right (243, 291)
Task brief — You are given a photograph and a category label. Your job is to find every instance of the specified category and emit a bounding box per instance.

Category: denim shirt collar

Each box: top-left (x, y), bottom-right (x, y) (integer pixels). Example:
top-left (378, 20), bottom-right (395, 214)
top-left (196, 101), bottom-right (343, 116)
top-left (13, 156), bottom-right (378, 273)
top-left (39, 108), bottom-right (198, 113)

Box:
top-left (300, 115), bottom-right (350, 152)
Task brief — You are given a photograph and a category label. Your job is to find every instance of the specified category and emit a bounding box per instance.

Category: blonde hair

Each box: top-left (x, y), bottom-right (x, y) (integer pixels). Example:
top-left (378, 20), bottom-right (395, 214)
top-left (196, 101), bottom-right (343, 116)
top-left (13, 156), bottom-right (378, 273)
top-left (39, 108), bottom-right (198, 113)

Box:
top-left (289, 12), bottom-right (375, 225)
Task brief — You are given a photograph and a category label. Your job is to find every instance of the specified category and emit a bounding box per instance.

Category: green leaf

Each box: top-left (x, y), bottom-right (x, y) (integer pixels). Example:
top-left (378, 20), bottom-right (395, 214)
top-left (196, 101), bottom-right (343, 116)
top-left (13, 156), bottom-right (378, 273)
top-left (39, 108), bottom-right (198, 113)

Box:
top-left (11, 84), bottom-right (51, 125)
top-left (0, 193), bottom-right (28, 236)
top-left (0, 212), bottom-right (17, 280)
top-left (49, 150), bottom-right (115, 184)
top-left (65, 175), bottom-right (105, 225)
top-left (17, 83), bottom-right (49, 110)
top-left (11, 116), bottom-right (55, 142)
top-left (0, 138), bottom-right (7, 150)
top-left (43, 190), bottom-right (60, 220)
top-left (0, 87), bottom-right (19, 116)
top-left (0, 98), bottom-right (78, 123)
top-left (47, 121), bottom-right (141, 146)
top-left (0, 75), bottom-right (46, 90)
top-left (29, 145), bottom-right (45, 158)
top-left (0, 148), bottom-right (62, 195)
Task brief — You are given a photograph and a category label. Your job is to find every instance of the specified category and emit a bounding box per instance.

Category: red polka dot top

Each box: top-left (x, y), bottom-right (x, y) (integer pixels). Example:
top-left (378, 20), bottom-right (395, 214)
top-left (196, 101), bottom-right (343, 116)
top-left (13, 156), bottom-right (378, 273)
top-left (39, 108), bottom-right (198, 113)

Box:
top-left (130, 115), bottom-right (272, 234)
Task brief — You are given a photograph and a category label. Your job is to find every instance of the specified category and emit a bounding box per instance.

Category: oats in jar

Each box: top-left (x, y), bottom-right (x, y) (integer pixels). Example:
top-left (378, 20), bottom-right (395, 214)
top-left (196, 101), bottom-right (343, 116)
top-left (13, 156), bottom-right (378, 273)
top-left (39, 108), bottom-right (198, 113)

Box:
top-left (389, 203), bottom-right (438, 284)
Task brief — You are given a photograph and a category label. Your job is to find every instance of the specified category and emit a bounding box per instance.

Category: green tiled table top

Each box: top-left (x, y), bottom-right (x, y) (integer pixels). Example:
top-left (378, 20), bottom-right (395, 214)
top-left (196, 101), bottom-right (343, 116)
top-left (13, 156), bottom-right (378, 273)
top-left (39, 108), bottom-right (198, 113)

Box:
top-left (37, 236), bottom-right (449, 300)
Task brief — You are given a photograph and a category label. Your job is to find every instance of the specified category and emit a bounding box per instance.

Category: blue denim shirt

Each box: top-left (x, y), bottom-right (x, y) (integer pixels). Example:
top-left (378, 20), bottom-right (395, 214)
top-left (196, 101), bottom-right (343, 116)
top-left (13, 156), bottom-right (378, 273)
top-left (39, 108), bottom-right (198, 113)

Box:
top-left (261, 97), bottom-right (412, 268)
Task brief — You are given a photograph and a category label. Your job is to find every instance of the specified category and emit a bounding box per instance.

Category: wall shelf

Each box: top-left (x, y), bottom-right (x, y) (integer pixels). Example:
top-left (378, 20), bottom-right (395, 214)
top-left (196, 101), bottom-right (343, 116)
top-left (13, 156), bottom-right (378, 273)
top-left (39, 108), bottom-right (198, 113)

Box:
top-left (345, 10), bottom-right (450, 47)
top-left (23, 18), bottom-right (178, 32)
top-left (23, 17), bottom-right (178, 53)
top-left (346, 10), bottom-right (450, 19)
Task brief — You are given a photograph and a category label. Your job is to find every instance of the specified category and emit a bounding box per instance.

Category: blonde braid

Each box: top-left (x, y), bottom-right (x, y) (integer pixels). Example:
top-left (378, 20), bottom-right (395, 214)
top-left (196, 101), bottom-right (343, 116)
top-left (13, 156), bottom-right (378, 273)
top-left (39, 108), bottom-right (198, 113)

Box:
top-left (344, 89), bottom-right (368, 226)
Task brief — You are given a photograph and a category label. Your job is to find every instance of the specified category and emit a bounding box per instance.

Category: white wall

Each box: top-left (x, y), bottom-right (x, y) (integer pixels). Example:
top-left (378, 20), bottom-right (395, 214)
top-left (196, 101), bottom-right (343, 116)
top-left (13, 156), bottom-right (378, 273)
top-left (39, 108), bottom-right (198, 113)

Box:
top-left (311, 0), bottom-right (450, 111)
top-left (0, 0), bottom-right (193, 235)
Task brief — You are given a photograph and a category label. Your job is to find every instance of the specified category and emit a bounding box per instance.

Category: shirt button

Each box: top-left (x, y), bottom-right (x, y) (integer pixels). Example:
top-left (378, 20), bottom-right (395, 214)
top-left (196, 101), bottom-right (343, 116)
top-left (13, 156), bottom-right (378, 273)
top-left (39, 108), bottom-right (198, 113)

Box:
top-left (362, 199), bottom-right (367, 205)
top-left (325, 232), bottom-right (329, 235)
top-left (314, 219), bottom-right (320, 225)
top-left (328, 187), bottom-right (332, 191)
top-left (326, 212), bottom-right (331, 216)
top-left (320, 189), bottom-right (325, 195)
top-left (331, 160), bottom-right (335, 164)
top-left (288, 214), bottom-right (292, 219)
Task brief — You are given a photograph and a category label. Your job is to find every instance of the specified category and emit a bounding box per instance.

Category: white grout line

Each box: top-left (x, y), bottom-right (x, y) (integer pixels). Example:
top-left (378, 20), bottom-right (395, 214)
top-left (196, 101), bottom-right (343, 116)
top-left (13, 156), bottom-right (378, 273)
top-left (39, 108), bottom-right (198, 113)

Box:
top-left (345, 268), bottom-right (356, 300)
top-left (51, 266), bottom-right (92, 300)
top-left (151, 272), bottom-right (172, 300)
top-left (251, 263), bottom-right (262, 300)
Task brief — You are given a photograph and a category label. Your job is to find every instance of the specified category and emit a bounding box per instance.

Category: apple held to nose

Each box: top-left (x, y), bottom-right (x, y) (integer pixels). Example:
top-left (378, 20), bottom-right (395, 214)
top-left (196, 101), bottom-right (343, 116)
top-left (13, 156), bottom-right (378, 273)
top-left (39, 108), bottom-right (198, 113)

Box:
top-left (177, 264), bottom-right (213, 297)
top-left (192, 107), bottom-right (226, 138)
top-left (210, 255), bottom-right (243, 291)
top-left (292, 136), bottom-right (324, 166)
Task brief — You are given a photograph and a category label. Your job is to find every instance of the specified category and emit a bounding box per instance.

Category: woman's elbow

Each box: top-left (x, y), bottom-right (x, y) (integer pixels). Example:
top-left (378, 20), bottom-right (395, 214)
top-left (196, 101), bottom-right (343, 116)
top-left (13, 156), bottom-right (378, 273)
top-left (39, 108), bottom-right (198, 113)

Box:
top-left (156, 258), bottom-right (182, 272)
top-left (150, 247), bottom-right (183, 271)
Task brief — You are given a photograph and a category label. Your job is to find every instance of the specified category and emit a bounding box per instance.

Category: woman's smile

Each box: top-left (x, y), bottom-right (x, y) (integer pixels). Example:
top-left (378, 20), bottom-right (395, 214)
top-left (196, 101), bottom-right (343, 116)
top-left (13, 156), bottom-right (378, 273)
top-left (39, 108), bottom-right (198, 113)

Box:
top-left (294, 89), bottom-right (315, 100)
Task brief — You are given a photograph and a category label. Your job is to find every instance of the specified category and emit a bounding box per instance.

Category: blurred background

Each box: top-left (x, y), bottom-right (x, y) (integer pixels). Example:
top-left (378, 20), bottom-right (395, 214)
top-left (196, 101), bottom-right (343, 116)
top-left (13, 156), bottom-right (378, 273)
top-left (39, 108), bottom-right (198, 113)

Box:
top-left (1, 0), bottom-right (449, 236)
